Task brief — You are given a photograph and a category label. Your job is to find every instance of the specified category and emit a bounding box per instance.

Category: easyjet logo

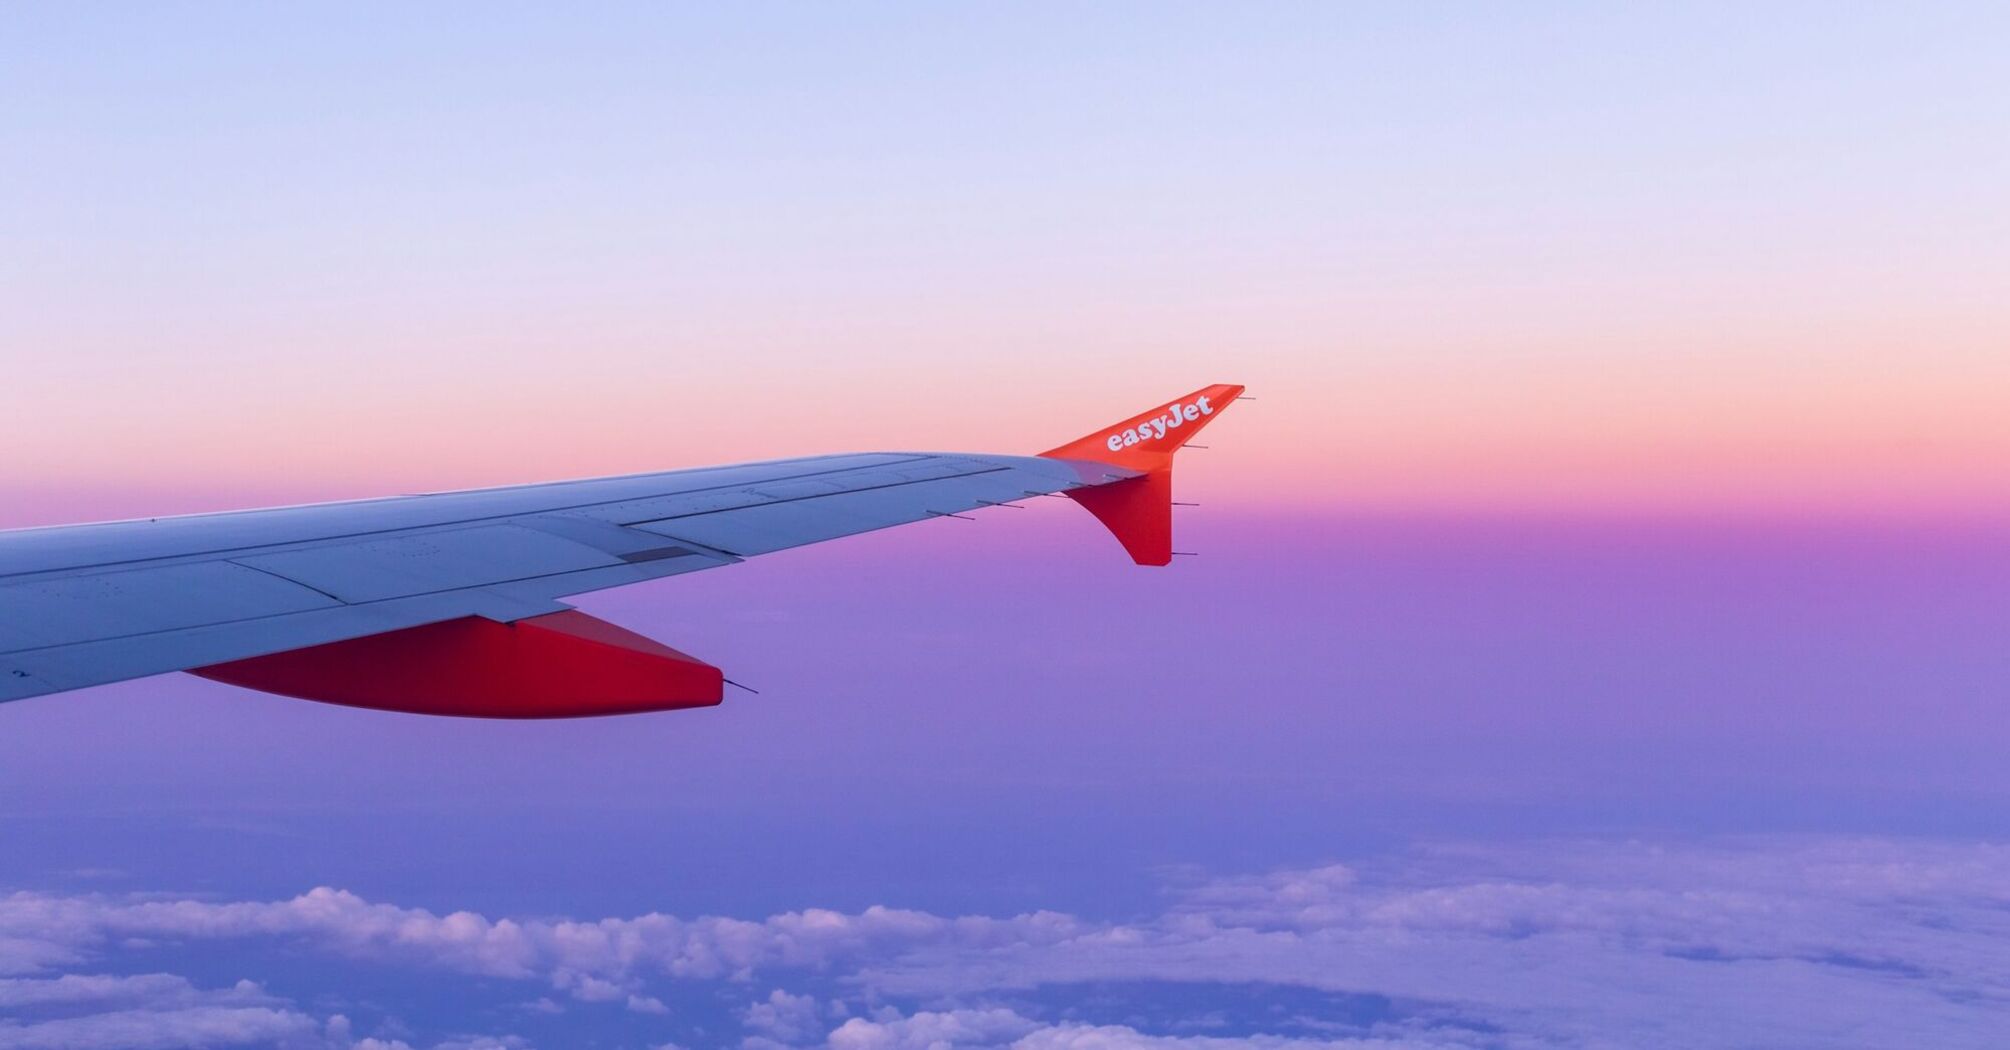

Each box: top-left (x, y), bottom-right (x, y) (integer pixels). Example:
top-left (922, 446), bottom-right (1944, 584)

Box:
top-left (1106, 395), bottom-right (1214, 451)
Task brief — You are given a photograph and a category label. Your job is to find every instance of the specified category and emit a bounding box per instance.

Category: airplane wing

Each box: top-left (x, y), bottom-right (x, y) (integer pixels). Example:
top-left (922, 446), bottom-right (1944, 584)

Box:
top-left (0, 384), bottom-right (1242, 717)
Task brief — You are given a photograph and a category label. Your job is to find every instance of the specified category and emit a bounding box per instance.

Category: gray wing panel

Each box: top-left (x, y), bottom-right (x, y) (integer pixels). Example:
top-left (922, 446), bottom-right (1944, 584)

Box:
top-left (233, 524), bottom-right (627, 603)
top-left (0, 589), bottom-right (563, 702)
top-left (0, 451), bottom-right (1106, 704)
top-left (0, 453), bottom-right (922, 579)
top-left (0, 562), bottom-right (338, 653)
top-left (0, 548), bottom-right (736, 703)
top-left (621, 457), bottom-right (1093, 557)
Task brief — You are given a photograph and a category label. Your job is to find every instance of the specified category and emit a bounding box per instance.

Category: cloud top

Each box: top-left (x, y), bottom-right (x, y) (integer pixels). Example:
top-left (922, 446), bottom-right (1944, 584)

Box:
top-left (6, 836), bottom-right (2010, 1048)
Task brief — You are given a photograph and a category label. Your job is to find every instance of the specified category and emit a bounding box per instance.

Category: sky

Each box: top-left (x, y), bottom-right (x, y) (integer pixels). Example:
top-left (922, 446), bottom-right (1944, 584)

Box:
top-left (3, 3), bottom-right (2010, 1048)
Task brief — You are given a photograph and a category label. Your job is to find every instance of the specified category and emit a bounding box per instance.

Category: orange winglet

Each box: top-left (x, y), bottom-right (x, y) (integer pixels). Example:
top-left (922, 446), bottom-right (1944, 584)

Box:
top-left (1063, 469), bottom-right (1175, 565)
top-left (1038, 384), bottom-right (1243, 566)
top-left (1040, 383), bottom-right (1246, 473)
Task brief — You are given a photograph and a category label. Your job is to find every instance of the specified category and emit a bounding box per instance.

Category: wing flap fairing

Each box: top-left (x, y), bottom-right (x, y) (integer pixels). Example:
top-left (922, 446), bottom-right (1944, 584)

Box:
top-left (192, 610), bottom-right (722, 718)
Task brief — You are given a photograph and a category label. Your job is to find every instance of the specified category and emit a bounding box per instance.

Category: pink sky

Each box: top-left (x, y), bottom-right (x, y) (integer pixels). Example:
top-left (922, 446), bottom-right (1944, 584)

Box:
top-left (4, 313), bottom-right (2006, 528)
top-left (3, 7), bottom-right (2007, 528)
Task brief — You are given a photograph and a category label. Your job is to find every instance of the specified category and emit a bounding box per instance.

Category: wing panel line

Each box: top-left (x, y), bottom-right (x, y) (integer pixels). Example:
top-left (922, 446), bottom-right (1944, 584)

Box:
top-left (0, 455), bottom-right (943, 583)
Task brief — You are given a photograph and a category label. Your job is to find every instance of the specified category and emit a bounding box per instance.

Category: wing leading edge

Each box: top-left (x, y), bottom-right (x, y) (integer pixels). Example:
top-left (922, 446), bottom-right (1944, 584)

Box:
top-left (0, 385), bottom-right (1242, 715)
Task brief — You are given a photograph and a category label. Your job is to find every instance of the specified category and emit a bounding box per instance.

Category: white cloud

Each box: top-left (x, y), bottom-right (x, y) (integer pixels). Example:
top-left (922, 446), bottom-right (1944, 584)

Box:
top-left (345, 1036), bottom-right (532, 1050)
top-left (0, 975), bottom-right (270, 1011)
top-left (0, 975), bottom-right (316, 1050)
top-left (1005, 1025), bottom-right (1464, 1050)
top-left (0, 972), bottom-right (528, 1050)
top-left (6, 837), bottom-right (2010, 1048)
top-left (426, 1038), bottom-right (533, 1050)
top-left (826, 1007), bottom-right (1041, 1050)
top-left (850, 838), bottom-right (2010, 1049)
top-left (820, 1009), bottom-right (1467, 1050)
top-left (742, 989), bottom-right (824, 1045)
top-left (0, 888), bottom-right (1084, 988)
top-left (0, 1006), bottom-right (319, 1050)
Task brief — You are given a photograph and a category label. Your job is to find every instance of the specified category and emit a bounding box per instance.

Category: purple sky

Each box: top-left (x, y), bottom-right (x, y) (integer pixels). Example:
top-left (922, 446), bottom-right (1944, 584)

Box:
top-left (5, 510), bottom-right (2010, 1046)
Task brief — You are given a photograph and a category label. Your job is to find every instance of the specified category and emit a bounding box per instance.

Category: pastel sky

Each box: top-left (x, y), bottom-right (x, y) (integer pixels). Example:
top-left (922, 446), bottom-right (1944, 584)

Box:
top-left (3, 4), bottom-right (2010, 1049)
top-left (4, 2), bottom-right (2009, 521)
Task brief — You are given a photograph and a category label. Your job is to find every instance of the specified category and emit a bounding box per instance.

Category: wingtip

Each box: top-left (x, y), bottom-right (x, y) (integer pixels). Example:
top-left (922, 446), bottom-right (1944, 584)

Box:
top-left (1038, 384), bottom-right (1244, 473)
top-left (1037, 385), bottom-right (1242, 566)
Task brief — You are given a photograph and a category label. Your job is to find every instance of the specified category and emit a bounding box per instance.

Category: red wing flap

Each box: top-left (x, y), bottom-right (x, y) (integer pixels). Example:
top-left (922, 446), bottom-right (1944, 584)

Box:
top-left (191, 610), bottom-right (723, 718)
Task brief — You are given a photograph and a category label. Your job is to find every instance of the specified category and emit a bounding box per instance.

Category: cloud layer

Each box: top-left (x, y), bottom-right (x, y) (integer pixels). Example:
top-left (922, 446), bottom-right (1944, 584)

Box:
top-left (5, 837), bottom-right (2010, 1048)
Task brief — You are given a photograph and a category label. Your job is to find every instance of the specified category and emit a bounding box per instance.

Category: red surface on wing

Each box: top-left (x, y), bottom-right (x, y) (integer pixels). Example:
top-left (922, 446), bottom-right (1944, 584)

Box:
top-left (1040, 384), bottom-right (1242, 565)
top-left (1062, 470), bottom-right (1174, 566)
top-left (191, 610), bottom-right (723, 718)
top-left (1040, 383), bottom-right (1244, 473)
